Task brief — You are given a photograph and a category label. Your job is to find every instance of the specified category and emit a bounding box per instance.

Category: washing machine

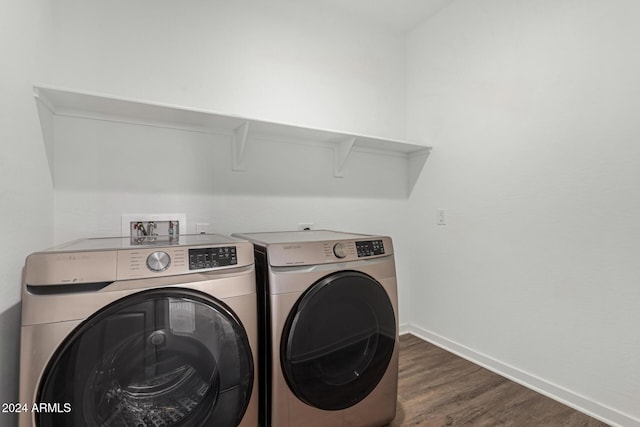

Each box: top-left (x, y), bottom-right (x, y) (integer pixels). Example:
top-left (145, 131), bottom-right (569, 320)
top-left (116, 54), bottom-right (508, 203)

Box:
top-left (19, 234), bottom-right (258, 427)
top-left (232, 230), bottom-right (399, 427)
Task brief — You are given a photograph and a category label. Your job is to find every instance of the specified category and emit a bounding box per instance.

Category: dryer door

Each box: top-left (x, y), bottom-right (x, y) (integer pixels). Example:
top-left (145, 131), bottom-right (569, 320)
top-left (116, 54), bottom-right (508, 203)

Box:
top-left (36, 288), bottom-right (253, 427)
top-left (281, 270), bottom-right (396, 410)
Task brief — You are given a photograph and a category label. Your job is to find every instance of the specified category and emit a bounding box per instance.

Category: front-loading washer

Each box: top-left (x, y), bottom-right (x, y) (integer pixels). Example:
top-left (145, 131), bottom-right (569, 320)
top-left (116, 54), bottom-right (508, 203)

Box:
top-left (232, 230), bottom-right (399, 427)
top-left (19, 234), bottom-right (258, 427)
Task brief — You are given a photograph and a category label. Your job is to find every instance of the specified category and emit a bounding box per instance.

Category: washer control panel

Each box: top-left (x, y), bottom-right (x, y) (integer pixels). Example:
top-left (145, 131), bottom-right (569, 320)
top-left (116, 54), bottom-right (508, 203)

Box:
top-left (116, 243), bottom-right (249, 280)
top-left (25, 236), bottom-right (254, 285)
top-left (188, 246), bottom-right (237, 270)
top-left (356, 240), bottom-right (385, 257)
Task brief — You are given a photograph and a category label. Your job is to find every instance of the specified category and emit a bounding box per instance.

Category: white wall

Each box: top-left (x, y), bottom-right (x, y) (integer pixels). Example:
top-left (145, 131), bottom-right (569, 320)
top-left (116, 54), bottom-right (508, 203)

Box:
top-left (51, 0), bottom-right (406, 140)
top-left (0, 1), bottom-right (54, 425)
top-left (49, 0), bottom-right (413, 325)
top-left (406, 0), bottom-right (640, 425)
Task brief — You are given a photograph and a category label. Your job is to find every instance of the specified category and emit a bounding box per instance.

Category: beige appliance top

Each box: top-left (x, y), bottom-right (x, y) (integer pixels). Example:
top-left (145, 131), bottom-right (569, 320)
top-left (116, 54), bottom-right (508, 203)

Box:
top-left (43, 234), bottom-right (240, 251)
top-left (233, 230), bottom-right (393, 267)
top-left (25, 234), bottom-right (253, 286)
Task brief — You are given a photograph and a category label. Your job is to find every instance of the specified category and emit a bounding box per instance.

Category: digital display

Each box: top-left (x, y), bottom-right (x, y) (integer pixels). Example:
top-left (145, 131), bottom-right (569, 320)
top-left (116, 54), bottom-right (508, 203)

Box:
top-left (188, 246), bottom-right (237, 270)
top-left (356, 240), bottom-right (385, 257)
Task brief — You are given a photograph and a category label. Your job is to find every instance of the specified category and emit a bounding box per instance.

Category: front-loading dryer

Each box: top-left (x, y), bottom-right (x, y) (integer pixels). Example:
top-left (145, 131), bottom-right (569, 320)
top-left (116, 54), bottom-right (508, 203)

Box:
top-left (19, 234), bottom-right (258, 427)
top-left (232, 230), bottom-right (399, 427)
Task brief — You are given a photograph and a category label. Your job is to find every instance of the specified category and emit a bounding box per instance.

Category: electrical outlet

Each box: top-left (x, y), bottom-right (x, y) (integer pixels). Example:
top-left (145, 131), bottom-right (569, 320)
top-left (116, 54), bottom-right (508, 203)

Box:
top-left (437, 209), bottom-right (447, 226)
top-left (196, 223), bottom-right (210, 234)
top-left (298, 223), bottom-right (314, 231)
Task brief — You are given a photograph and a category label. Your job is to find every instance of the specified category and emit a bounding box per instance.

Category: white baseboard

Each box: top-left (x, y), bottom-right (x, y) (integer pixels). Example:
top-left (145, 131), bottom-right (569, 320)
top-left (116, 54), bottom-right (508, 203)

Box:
top-left (398, 322), bottom-right (410, 335)
top-left (405, 324), bottom-right (639, 427)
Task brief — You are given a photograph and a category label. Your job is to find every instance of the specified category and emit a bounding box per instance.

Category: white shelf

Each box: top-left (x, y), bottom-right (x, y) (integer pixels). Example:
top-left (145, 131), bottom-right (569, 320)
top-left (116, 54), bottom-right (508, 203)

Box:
top-left (34, 85), bottom-right (432, 197)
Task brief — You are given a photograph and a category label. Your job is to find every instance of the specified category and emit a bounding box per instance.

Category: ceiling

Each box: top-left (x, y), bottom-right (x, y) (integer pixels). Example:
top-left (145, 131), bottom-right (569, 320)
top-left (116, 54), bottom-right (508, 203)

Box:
top-left (319, 0), bottom-right (454, 32)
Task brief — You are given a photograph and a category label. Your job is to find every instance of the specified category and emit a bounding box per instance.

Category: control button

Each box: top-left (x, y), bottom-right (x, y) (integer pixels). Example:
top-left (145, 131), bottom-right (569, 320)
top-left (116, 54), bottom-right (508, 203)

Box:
top-left (147, 251), bottom-right (171, 272)
top-left (333, 243), bottom-right (348, 259)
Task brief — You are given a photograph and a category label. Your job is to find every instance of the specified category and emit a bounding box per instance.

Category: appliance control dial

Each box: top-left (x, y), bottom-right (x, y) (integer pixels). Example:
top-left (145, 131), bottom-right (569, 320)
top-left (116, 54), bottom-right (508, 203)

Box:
top-left (147, 251), bottom-right (171, 272)
top-left (333, 242), bottom-right (348, 259)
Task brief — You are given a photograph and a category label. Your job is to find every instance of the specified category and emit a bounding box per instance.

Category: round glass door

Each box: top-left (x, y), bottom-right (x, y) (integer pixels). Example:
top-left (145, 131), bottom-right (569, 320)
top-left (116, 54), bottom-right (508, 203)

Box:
top-left (37, 288), bottom-right (254, 427)
top-left (281, 271), bottom-right (396, 410)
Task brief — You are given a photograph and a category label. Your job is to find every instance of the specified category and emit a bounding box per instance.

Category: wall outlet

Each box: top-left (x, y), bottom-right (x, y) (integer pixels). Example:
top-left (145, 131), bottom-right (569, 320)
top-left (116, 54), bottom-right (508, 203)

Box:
top-left (298, 223), bottom-right (314, 231)
top-left (196, 223), bottom-right (210, 234)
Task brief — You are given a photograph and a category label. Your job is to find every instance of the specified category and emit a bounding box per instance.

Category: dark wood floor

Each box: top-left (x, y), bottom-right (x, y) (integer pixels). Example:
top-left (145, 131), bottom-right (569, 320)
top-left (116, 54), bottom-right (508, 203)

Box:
top-left (390, 334), bottom-right (609, 427)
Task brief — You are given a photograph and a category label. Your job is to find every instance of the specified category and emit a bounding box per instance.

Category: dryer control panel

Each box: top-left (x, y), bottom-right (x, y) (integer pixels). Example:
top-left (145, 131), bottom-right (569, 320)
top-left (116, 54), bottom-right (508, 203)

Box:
top-left (265, 236), bottom-right (393, 267)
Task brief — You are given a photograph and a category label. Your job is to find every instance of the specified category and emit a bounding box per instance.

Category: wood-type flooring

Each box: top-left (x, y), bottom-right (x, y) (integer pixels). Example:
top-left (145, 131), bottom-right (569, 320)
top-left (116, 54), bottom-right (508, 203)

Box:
top-left (390, 334), bottom-right (609, 427)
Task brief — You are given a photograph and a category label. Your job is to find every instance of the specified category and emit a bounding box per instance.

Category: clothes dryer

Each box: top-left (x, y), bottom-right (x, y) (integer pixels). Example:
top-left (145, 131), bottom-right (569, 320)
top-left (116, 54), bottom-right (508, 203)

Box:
top-left (232, 230), bottom-right (399, 427)
top-left (19, 234), bottom-right (258, 427)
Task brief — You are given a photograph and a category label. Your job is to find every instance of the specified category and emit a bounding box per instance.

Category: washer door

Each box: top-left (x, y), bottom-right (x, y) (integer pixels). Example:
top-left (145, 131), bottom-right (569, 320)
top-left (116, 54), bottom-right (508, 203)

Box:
top-left (281, 270), bottom-right (396, 410)
top-left (37, 288), bottom-right (254, 427)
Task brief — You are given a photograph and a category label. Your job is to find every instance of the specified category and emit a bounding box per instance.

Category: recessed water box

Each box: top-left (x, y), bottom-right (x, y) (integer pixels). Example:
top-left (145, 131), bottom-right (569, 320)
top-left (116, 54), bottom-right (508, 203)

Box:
top-left (121, 214), bottom-right (187, 244)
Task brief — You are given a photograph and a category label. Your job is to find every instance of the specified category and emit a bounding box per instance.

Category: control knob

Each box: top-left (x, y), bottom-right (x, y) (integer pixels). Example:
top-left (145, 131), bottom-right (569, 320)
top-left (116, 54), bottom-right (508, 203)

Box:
top-left (333, 242), bottom-right (348, 259)
top-left (147, 251), bottom-right (171, 272)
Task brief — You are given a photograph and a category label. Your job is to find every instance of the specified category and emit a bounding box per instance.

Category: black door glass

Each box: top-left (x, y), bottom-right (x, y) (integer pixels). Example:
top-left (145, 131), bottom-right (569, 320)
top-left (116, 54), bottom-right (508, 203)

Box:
top-left (281, 271), bottom-right (396, 410)
top-left (37, 288), bottom-right (253, 427)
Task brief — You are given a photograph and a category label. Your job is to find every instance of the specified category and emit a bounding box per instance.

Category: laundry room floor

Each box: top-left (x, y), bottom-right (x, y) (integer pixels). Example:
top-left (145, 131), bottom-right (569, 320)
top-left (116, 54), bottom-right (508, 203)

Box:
top-left (391, 334), bottom-right (609, 426)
